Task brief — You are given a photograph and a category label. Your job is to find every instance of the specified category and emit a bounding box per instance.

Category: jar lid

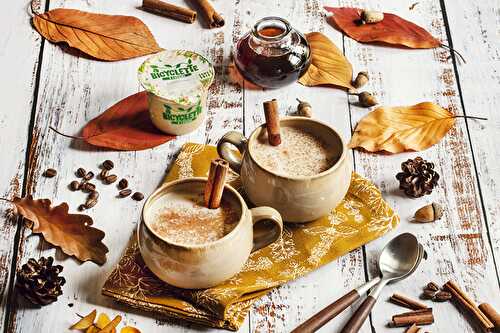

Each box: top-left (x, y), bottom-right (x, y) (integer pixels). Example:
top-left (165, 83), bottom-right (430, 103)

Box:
top-left (138, 50), bottom-right (215, 105)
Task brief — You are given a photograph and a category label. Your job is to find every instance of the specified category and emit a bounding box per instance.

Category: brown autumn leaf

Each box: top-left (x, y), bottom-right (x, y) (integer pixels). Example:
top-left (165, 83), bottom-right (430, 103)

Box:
top-left (7, 196), bottom-right (108, 265)
top-left (325, 7), bottom-right (441, 49)
top-left (299, 32), bottom-right (354, 90)
top-left (349, 102), bottom-right (456, 153)
top-left (79, 91), bottom-right (175, 151)
top-left (71, 309), bottom-right (97, 330)
top-left (32, 8), bottom-right (163, 61)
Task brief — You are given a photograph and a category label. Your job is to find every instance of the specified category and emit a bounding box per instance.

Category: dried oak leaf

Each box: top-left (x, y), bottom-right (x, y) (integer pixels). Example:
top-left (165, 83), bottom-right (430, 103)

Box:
top-left (349, 102), bottom-right (456, 153)
top-left (32, 8), bottom-right (163, 61)
top-left (324, 7), bottom-right (440, 49)
top-left (8, 196), bottom-right (108, 265)
top-left (299, 32), bottom-right (354, 90)
top-left (81, 91), bottom-right (175, 151)
top-left (71, 309), bottom-right (97, 330)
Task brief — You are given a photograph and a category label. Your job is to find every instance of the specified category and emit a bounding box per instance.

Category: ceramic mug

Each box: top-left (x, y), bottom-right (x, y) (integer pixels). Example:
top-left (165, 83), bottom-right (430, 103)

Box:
top-left (217, 117), bottom-right (352, 222)
top-left (138, 177), bottom-right (283, 289)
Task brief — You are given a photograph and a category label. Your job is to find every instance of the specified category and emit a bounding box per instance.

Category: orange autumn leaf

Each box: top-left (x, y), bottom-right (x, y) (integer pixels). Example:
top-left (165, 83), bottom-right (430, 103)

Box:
top-left (349, 102), bottom-right (456, 153)
top-left (299, 32), bottom-right (354, 90)
top-left (7, 196), bottom-right (108, 265)
top-left (71, 310), bottom-right (97, 330)
top-left (81, 91), bottom-right (175, 151)
top-left (324, 7), bottom-right (441, 49)
top-left (120, 327), bottom-right (141, 333)
top-left (33, 8), bottom-right (162, 61)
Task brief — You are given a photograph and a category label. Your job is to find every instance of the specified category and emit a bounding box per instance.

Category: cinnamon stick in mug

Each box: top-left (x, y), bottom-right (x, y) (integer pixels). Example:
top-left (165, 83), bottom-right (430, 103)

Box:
top-left (204, 158), bottom-right (229, 209)
top-left (192, 0), bottom-right (224, 28)
top-left (263, 99), bottom-right (281, 146)
top-left (142, 0), bottom-right (197, 23)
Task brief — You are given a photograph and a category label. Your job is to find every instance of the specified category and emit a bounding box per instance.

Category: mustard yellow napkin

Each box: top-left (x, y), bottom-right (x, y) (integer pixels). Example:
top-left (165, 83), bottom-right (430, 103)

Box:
top-left (102, 143), bottom-right (399, 330)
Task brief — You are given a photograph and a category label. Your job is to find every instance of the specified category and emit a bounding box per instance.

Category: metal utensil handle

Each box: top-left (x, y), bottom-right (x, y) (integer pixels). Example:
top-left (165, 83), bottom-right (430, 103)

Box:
top-left (339, 296), bottom-right (377, 333)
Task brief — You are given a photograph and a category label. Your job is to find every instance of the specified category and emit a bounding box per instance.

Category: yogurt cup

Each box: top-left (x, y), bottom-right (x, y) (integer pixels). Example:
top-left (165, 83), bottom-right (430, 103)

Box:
top-left (138, 50), bottom-right (215, 135)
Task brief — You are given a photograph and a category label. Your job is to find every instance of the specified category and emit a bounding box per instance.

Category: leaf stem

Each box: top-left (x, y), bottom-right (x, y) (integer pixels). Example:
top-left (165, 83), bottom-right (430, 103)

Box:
top-left (441, 44), bottom-right (466, 64)
top-left (453, 115), bottom-right (488, 121)
top-left (49, 126), bottom-right (84, 140)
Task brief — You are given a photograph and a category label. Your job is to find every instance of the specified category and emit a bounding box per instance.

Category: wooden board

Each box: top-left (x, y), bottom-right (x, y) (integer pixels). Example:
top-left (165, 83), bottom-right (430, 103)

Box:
top-left (0, 0), bottom-right (498, 332)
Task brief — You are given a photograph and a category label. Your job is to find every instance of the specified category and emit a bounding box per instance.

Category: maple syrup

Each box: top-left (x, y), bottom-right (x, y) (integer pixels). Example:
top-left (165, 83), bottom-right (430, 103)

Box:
top-left (234, 17), bottom-right (311, 89)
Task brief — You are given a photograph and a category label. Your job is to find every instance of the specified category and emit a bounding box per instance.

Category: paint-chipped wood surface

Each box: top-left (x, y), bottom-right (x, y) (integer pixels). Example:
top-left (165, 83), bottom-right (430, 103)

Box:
top-left (0, 0), bottom-right (498, 332)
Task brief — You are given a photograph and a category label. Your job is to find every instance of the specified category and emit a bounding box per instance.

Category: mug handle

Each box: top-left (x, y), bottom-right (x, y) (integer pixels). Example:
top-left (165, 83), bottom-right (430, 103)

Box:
top-left (250, 207), bottom-right (283, 252)
top-left (217, 131), bottom-right (248, 173)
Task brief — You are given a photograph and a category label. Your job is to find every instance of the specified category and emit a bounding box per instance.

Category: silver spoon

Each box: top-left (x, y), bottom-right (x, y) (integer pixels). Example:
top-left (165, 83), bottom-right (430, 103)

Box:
top-left (291, 235), bottom-right (424, 333)
top-left (340, 233), bottom-right (421, 333)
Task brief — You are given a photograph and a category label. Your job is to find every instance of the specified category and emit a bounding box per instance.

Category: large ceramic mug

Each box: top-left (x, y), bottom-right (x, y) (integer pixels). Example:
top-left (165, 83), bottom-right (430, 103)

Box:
top-left (138, 177), bottom-right (283, 289)
top-left (217, 117), bottom-right (352, 222)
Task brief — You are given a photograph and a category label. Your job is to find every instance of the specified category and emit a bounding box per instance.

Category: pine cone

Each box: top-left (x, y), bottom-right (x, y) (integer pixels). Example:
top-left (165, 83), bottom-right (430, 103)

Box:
top-left (16, 256), bottom-right (65, 306)
top-left (396, 157), bottom-right (439, 198)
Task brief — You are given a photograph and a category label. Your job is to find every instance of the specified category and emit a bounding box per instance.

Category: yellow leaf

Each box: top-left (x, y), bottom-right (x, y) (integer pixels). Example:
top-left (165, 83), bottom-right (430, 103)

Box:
top-left (120, 327), bottom-right (141, 333)
top-left (299, 32), bottom-right (354, 90)
top-left (95, 313), bottom-right (111, 329)
top-left (86, 327), bottom-right (99, 333)
top-left (71, 309), bottom-right (97, 330)
top-left (98, 315), bottom-right (122, 333)
top-left (349, 102), bottom-right (456, 153)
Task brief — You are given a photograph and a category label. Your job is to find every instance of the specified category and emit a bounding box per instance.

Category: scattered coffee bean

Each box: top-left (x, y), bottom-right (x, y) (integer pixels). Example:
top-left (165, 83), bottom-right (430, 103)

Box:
top-left (102, 160), bottom-right (114, 170)
top-left (69, 180), bottom-right (81, 191)
top-left (88, 191), bottom-right (99, 200)
top-left (426, 282), bottom-right (440, 292)
top-left (104, 174), bottom-right (117, 184)
top-left (119, 189), bottom-right (132, 198)
top-left (43, 168), bottom-right (57, 178)
top-left (422, 288), bottom-right (437, 299)
top-left (81, 182), bottom-right (96, 193)
top-left (132, 192), bottom-right (144, 201)
top-left (99, 169), bottom-right (109, 179)
top-left (78, 204), bottom-right (86, 211)
top-left (83, 171), bottom-right (95, 181)
top-left (118, 178), bottom-right (128, 190)
top-left (85, 198), bottom-right (97, 209)
top-left (433, 291), bottom-right (452, 302)
top-left (76, 168), bottom-right (86, 178)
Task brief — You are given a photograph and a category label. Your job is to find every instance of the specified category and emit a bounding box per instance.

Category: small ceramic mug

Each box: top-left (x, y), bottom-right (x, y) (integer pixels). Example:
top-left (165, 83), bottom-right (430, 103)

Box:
top-left (217, 117), bottom-right (352, 222)
top-left (138, 177), bottom-right (283, 289)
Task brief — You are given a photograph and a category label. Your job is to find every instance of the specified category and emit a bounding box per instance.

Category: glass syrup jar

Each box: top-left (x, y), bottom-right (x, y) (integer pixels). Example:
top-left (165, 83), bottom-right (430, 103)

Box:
top-left (233, 17), bottom-right (311, 89)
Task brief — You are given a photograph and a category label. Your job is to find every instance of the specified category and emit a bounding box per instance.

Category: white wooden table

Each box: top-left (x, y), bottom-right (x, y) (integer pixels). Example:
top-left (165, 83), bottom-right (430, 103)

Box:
top-left (1, 0), bottom-right (499, 332)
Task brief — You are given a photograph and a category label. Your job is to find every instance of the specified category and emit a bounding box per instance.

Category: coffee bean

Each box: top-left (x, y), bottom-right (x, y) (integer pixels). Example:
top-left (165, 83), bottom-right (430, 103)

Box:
top-left (43, 168), bottom-right (57, 178)
top-left (99, 169), bottom-right (109, 179)
top-left (83, 171), bottom-right (95, 181)
top-left (118, 178), bottom-right (128, 190)
top-left (102, 160), bottom-right (114, 170)
top-left (85, 198), bottom-right (97, 209)
top-left (78, 204), bottom-right (86, 211)
top-left (132, 192), bottom-right (144, 201)
top-left (69, 180), bottom-right (81, 191)
top-left (81, 182), bottom-right (96, 193)
top-left (422, 288), bottom-right (436, 299)
top-left (104, 174), bottom-right (117, 184)
top-left (88, 191), bottom-right (99, 200)
top-left (119, 189), bottom-right (132, 198)
top-left (433, 291), bottom-right (452, 302)
top-left (426, 282), bottom-right (440, 292)
top-left (76, 168), bottom-right (86, 178)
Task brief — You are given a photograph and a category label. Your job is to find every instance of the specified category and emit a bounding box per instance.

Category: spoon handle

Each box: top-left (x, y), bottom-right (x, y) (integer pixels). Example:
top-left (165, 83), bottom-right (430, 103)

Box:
top-left (339, 296), bottom-right (377, 333)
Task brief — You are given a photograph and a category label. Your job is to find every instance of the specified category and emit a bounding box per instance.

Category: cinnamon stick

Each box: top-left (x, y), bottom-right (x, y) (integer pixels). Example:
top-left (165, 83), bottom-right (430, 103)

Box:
top-left (204, 158), bottom-right (228, 209)
top-left (391, 308), bottom-right (434, 327)
top-left (443, 280), bottom-right (494, 332)
top-left (191, 0), bottom-right (224, 28)
top-left (142, 0), bottom-right (197, 23)
top-left (405, 323), bottom-right (421, 333)
top-left (263, 99), bottom-right (281, 146)
top-left (390, 293), bottom-right (429, 310)
top-left (479, 303), bottom-right (500, 330)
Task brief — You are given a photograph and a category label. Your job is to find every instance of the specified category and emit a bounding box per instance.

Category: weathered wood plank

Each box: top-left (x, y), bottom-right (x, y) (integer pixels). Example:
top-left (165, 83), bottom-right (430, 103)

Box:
top-left (0, 0), bottom-right (45, 329)
top-left (443, 0), bottom-right (500, 280)
top-left (5, 0), bottom-right (248, 332)
top-left (340, 0), bottom-right (500, 332)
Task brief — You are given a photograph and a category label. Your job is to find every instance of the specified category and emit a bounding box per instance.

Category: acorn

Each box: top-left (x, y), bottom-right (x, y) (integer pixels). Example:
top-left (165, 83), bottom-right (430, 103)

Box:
top-left (296, 98), bottom-right (312, 118)
top-left (358, 92), bottom-right (378, 107)
top-left (414, 202), bottom-right (443, 223)
top-left (353, 71), bottom-right (369, 89)
top-left (361, 10), bottom-right (384, 24)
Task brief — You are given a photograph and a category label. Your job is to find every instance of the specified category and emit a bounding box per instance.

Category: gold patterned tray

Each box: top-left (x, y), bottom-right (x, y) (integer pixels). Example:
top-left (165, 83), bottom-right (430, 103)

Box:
top-left (102, 143), bottom-right (399, 330)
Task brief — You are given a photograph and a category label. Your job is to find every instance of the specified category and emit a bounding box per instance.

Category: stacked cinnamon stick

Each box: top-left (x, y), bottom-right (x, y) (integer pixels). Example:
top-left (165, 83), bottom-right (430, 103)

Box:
top-left (142, 0), bottom-right (224, 28)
